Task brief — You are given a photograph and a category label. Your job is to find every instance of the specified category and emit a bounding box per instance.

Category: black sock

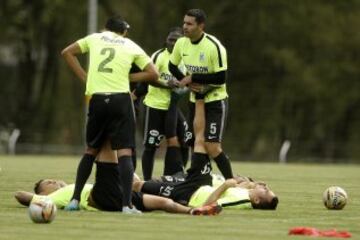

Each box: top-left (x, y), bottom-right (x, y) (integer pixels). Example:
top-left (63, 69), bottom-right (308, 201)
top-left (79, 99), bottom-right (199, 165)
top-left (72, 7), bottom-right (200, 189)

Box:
top-left (72, 153), bottom-right (96, 201)
top-left (141, 147), bottom-right (156, 180)
top-left (214, 152), bottom-right (233, 179)
top-left (181, 146), bottom-right (189, 168)
top-left (164, 146), bottom-right (184, 175)
top-left (118, 156), bottom-right (134, 207)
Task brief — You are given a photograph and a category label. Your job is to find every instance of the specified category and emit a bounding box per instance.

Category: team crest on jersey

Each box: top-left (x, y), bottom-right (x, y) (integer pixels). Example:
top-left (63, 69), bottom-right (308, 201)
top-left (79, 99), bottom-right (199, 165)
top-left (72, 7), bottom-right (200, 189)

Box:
top-left (199, 52), bottom-right (206, 62)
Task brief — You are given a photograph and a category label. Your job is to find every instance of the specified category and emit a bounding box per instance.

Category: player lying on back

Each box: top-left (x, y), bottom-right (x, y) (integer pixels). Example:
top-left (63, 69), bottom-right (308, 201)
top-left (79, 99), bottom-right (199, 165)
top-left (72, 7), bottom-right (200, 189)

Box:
top-left (133, 98), bottom-right (278, 210)
top-left (14, 178), bottom-right (221, 215)
top-left (134, 166), bottom-right (278, 210)
top-left (14, 140), bottom-right (222, 216)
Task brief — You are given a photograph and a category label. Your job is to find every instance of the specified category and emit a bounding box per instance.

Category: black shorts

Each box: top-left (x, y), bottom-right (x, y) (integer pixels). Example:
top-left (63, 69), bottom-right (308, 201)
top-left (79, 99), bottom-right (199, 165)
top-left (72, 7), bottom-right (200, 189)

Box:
top-left (143, 106), bottom-right (191, 147)
top-left (86, 93), bottom-right (136, 149)
top-left (188, 98), bottom-right (228, 143)
top-left (142, 160), bottom-right (212, 205)
top-left (90, 162), bottom-right (146, 211)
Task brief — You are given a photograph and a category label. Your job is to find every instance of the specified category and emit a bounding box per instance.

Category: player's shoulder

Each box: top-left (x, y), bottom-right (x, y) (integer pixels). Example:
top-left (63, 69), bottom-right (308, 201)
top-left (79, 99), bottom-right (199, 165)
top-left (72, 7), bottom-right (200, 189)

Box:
top-left (204, 33), bottom-right (226, 49)
top-left (151, 48), bottom-right (167, 62)
top-left (175, 36), bottom-right (189, 45)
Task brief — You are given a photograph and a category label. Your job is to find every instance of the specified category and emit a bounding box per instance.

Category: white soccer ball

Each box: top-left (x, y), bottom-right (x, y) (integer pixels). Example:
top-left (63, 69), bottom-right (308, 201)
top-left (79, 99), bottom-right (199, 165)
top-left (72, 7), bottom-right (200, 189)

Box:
top-left (322, 186), bottom-right (348, 210)
top-left (28, 197), bottom-right (57, 223)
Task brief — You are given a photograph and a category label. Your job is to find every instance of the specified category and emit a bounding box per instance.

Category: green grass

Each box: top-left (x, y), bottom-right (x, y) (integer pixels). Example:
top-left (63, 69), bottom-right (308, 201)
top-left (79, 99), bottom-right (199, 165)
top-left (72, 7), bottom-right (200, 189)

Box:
top-left (0, 155), bottom-right (359, 240)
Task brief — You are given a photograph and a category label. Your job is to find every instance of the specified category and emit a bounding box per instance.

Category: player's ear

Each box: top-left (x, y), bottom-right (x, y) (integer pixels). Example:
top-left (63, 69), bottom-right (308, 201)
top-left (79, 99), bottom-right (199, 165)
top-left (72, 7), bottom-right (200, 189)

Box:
top-left (253, 196), bottom-right (260, 205)
top-left (199, 22), bottom-right (205, 31)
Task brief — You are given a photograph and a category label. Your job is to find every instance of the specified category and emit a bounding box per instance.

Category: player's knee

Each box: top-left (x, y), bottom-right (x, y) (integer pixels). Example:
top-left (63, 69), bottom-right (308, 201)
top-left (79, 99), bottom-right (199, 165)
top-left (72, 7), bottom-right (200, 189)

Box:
top-left (161, 198), bottom-right (176, 210)
top-left (117, 148), bottom-right (132, 157)
top-left (85, 147), bottom-right (98, 156)
top-left (132, 180), bottom-right (144, 192)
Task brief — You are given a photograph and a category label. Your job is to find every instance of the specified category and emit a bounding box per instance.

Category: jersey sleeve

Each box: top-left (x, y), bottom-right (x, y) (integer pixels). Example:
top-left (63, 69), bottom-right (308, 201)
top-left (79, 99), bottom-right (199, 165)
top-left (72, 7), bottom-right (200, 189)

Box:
top-left (76, 34), bottom-right (93, 53)
top-left (46, 185), bottom-right (74, 209)
top-left (169, 38), bottom-right (183, 65)
top-left (132, 42), bottom-right (152, 70)
top-left (210, 41), bottom-right (227, 72)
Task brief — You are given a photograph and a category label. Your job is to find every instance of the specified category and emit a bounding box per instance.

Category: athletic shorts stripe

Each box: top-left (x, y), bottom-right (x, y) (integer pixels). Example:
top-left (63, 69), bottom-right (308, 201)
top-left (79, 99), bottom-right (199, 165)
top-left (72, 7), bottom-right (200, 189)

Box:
top-left (219, 100), bottom-right (226, 140)
top-left (143, 105), bottom-right (150, 145)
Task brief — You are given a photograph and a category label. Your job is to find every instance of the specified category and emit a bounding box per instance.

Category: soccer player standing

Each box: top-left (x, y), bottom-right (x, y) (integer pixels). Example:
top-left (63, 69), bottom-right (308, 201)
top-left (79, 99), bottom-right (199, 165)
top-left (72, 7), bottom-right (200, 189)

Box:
top-left (169, 9), bottom-right (233, 179)
top-left (61, 15), bottom-right (159, 213)
top-left (133, 27), bottom-right (190, 180)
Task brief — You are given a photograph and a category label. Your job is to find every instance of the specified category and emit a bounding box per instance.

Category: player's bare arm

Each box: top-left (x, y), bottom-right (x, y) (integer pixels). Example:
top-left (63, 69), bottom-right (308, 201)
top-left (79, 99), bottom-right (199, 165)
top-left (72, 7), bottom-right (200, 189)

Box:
top-left (202, 179), bottom-right (237, 206)
top-left (129, 62), bottom-right (159, 83)
top-left (61, 42), bottom-right (87, 82)
top-left (14, 191), bottom-right (34, 206)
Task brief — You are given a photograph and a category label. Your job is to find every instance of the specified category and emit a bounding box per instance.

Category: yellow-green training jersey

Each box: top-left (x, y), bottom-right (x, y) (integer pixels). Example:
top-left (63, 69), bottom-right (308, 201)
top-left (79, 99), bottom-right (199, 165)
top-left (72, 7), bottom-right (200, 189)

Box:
top-left (170, 33), bottom-right (228, 103)
top-left (143, 48), bottom-right (173, 110)
top-left (77, 31), bottom-right (152, 96)
top-left (32, 184), bottom-right (97, 211)
top-left (188, 185), bottom-right (252, 210)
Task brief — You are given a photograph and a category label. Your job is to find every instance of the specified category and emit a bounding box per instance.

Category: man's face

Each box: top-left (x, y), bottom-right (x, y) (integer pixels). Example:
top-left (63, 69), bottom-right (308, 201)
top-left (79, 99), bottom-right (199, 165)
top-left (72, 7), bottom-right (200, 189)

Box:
top-left (166, 32), bottom-right (182, 53)
top-left (251, 184), bottom-right (276, 205)
top-left (38, 179), bottom-right (67, 195)
top-left (183, 15), bottom-right (203, 40)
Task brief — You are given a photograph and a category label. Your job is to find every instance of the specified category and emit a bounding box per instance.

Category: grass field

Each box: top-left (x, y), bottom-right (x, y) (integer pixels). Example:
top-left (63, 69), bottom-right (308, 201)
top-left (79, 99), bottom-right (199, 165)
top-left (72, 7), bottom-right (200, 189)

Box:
top-left (0, 155), bottom-right (359, 240)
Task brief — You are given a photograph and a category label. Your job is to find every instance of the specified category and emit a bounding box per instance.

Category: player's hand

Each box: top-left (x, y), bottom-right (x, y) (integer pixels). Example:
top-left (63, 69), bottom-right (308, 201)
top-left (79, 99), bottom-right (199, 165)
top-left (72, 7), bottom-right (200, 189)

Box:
top-left (166, 79), bottom-right (180, 88)
top-left (179, 75), bottom-right (192, 87)
top-left (189, 83), bottom-right (204, 93)
top-left (225, 179), bottom-right (237, 188)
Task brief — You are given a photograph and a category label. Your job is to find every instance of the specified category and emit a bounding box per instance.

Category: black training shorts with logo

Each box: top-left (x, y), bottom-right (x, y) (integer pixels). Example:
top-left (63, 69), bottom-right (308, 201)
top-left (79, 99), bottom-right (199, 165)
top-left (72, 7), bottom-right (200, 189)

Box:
top-left (86, 93), bottom-right (136, 150)
top-left (141, 159), bottom-right (212, 205)
top-left (143, 106), bottom-right (191, 148)
top-left (188, 98), bottom-right (228, 143)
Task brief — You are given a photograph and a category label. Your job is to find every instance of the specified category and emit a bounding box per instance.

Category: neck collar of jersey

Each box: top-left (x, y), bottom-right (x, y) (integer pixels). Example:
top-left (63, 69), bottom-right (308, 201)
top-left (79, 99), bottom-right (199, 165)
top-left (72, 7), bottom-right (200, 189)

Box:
top-left (191, 33), bottom-right (205, 45)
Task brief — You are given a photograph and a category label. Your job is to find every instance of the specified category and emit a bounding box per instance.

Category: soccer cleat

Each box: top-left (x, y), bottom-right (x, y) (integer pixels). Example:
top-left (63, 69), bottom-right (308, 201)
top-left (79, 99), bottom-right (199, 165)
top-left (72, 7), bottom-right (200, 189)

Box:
top-left (122, 206), bottom-right (142, 214)
top-left (64, 199), bottom-right (80, 211)
top-left (190, 203), bottom-right (222, 216)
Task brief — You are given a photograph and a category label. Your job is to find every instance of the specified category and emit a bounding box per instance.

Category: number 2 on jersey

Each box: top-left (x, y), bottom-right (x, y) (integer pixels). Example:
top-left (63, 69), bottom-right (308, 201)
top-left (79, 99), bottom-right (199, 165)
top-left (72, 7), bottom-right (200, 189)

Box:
top-left (98, 47), bottom-right (115, 73)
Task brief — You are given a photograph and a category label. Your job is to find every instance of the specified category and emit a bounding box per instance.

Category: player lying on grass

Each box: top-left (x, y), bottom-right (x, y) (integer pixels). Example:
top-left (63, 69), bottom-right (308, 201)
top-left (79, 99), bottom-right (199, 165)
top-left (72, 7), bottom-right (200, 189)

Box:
top-left (14, 142), bottom-right (222, 216)
top-left (133, 99), bottom-right (278, 210)
top-left (134, 164), bottom-right (278, 210)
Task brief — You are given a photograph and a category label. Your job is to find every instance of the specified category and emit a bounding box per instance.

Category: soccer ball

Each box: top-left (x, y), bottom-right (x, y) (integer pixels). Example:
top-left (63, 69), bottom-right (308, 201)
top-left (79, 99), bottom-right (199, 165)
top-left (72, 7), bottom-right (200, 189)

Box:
top-left (28, 197), bottom-right (57, 223)
top-left (322, 186), bottom-right (348, 210)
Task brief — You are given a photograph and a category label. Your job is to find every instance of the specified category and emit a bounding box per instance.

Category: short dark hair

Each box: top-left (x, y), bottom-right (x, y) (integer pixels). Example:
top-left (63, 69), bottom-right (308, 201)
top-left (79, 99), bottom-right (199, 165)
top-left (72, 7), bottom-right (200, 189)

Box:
top-left (105, 15), bottom-right (130, 34)
top-left (34, 179), bottom-right (44, 194)
top-left (186, 9), bottom-right (207, 24)
top-left (168, 26), bottom-right (183, 36)
top-left (252, 196), bottom-right (279, 210)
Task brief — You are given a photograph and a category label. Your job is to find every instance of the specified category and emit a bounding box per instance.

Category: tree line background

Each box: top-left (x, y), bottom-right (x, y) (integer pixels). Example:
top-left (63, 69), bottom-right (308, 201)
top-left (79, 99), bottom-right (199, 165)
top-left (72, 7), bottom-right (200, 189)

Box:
top-left (0, 0), bottom-right (359, 162)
